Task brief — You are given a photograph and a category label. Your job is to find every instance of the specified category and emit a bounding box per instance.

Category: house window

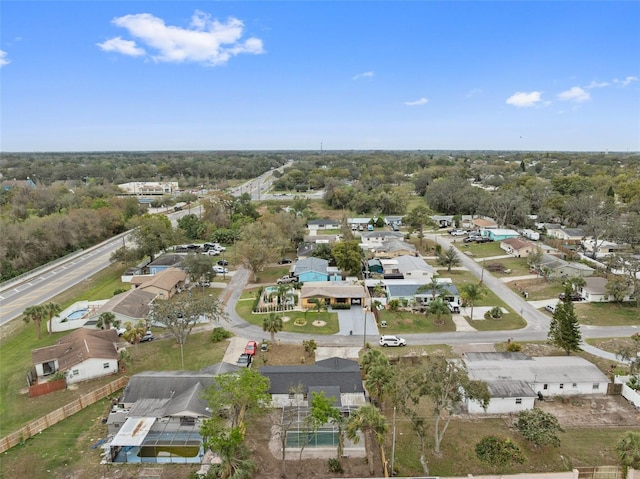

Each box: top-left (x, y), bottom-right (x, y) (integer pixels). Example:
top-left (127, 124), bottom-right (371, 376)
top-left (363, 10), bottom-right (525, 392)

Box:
top-left (559, 383), bottom-right (564, 389)
top-left (288, 393), bottom-right (295, 399)
top-left (543, 384), bottom-right (548, 390)
top-left (72, 369), bottom-right (79, 376)
top-left (572, 383), bottom-right (577, 388)
top-left (515, 398), bottom-right (522, 405)
top-left (103, 363), bottom-right (110, 369)
top-left (593, 383), bottom-right (600, 390)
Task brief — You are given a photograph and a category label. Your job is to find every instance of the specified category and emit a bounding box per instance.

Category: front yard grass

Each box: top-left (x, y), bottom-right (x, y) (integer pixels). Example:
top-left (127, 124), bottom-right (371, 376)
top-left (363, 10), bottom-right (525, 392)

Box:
top-left (377, 309), bottom-right (456, 334)
top-left (574, 302), bottom-right (640, 327)
top-left (235, 298), bottom-right (339, 335)
top-left (456, 240), bottom-right (505, 258)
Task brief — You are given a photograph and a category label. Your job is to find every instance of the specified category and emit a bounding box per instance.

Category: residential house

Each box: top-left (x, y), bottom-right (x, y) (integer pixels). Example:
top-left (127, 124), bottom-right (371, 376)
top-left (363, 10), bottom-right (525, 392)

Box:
top-left (395, 255), bottom-right (434, 280)
top-left (2, 177), bottom-right (37, 190)
top-left (383, 279), bottom-right (459, 307)
top-left (370, 240), bottom-right (417, 258)
top-left (360, 231), bottom-right (404, 249)
top-left (145, 254), bottom-right (186, 275)
top-left (367, 259), bottom-right (384, 275)
top-left (579, 276), bottom-right (632, 303)
top-left (294, 257), bottom-right (342, 283)
top-left (299, 281), bottom-right (368, 309)
top-left (537, 253), bottom-right (595, 279)
top-left (432, 215), bottom-right (454, 228)
top-left (472, 217), bottom-right (498, 230)
top-left (107, 363), bottom-right (239, 464)
top-left (259, 357), bottom-right (367, 413)
top-left (500, 238), bottom-right (536, 258)
top-left (130, 267), bottom-right (188, 299)
top-left (307, 219), bottom-right (342, 234)
top-left (383, 216), bottom-right (404, 227)
top-left (546, 226), bottom-right (585, 242)
top-left (85, 289), bottom-right (157, 328)
top-left (31, 328), bottom-right (119, 385)
top-left (582, 239), bottom-right (623, 259)
top-left (464, 352), bottom-right (610, 414)
top-left (481, 228), bottom-right (520, 242)
top-left (347, 217), bottom-right (374, 229)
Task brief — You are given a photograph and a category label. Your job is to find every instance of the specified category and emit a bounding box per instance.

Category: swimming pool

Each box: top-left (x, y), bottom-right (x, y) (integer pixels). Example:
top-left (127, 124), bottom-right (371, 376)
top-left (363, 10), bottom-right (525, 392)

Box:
top-left (66, 308), bottom-right (89, 320)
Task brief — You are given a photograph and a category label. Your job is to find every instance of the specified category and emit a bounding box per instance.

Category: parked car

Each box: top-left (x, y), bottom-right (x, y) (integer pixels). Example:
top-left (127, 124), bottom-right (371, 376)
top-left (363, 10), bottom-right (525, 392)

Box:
top-left (545, 304), bottom-right (557, 314)
top-left (217, 259), bottom-right (229, 266)
top-left (140, 331), bottom-right (154, 343)
top-left (464, 236), bottom-right (478, 243)
top-left (449, 229), bottom-right (467, 236)
top-left (236, 353), bottom-right (252, 368)
top-left (379, 335), bottom-right (407, 347)
top-left (244, 340), bottom-right (258, 357)
top-left (559, 292), bottom-right (583, 302)
top-left (206, 249), bottom-right (220, 256)
top-left (213, 265), bottom-right (229, 274)
top-left (277, 275), bottom-right (297, 284)
top-left (277, 258), bottom-right (293, 264)
top-left (475, 237), bottom-right (493, 243)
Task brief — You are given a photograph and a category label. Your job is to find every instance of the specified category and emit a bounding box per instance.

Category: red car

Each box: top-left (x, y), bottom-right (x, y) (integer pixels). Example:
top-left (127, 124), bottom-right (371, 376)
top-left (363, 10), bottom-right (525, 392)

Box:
top-left (244, 340), bottom-right (258, 357)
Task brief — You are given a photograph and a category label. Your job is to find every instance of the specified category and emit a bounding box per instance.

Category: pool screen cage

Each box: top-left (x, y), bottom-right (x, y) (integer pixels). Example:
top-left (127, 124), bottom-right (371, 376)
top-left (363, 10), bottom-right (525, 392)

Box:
top-left (280, 406), bottom-right (342, 449)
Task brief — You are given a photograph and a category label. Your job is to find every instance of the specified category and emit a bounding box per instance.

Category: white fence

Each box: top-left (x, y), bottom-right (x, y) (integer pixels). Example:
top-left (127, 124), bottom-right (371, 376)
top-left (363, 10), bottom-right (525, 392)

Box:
top-left (615, 375), bottom-right (640, 408)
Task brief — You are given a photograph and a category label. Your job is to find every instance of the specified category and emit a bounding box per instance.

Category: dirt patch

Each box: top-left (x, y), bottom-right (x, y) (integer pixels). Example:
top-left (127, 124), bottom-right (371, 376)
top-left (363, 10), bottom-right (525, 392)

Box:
top-left (255, 343), bottom-right (315, 367)
top-left (536, 394), bottom-right (640, 428)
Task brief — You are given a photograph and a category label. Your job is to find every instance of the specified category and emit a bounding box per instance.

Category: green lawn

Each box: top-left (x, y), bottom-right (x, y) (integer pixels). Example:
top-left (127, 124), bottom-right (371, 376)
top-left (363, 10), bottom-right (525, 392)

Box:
top-left (574, 302), bottom-right (640, 326)
top-left (456, 240), bottom-right (505, 258)
top-left (235, 297), bottom-right (340, 335)
top-left (377, 309), bottom-right (456, 334)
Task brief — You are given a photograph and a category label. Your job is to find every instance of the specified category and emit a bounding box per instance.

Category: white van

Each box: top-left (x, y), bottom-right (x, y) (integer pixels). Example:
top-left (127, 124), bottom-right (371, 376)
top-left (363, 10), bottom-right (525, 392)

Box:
top-left (545, 304), bottom-right (557, 314)
top-left (448, 302), bottom-right (461, 314)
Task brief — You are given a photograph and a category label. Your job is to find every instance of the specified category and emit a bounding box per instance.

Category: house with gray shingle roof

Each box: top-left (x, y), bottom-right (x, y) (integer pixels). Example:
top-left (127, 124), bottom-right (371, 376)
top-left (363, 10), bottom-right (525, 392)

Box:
top-left (259, 357), bottom-right (366, 412)
top-left (537, 253), bottom-right (595, 279)
top-left (85, 288), bottom-right (157, 327)
top-left (107, 363), bottom-right (239, 464)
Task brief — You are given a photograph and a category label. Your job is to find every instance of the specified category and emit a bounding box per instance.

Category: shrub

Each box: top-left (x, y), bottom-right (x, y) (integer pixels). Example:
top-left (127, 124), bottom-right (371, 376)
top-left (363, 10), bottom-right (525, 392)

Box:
top-left (210, 327), bottom-right (231, 343)
top-left (328, 457), bottom-right (343, 473)
top-left (113, 287), bottom-right (128, 295)
top-left (506, 341), bottom-right (522, 352)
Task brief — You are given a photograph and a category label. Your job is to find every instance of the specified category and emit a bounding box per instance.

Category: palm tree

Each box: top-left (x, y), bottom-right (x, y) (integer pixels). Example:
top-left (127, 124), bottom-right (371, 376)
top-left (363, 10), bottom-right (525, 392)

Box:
top-left (122, 320), bottom-right (146, 352)
top-left (364, 363), bottom-right (394, 411)
top-left (615, 431), bottom-right (640, 474)
top-left (262, 313), bottom-right (283, 343)
top-left (460, 283), bottom-right (487, 321)
top-left (23, 304), bottom-right (46, 340)
top-left (428, 297), bottom-right (450, 325)
top-left (43, 302), bottom-right (62, 335)
top-left (346, 404), bottom-right (388, 476)
top-left (361, 348), bottom-right (389, 376)
top-left (438, 246), bottom-right (461, 272)
top-left (96, 312), bottom-right (120, 331)
top-left (417, 277), bottom-right (449, 305)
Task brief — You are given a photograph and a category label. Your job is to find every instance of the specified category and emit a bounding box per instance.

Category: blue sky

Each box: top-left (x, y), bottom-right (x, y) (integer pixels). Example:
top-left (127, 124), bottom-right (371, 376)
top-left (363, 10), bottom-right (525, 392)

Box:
top-left (1, 1), bottom-right (639, 152)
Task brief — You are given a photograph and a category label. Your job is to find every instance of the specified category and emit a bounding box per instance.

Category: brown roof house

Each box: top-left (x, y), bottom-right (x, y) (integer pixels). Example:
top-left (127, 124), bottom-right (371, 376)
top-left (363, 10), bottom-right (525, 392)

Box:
top-left (130, 267), bottom-right (187, 299)
top-left (32, 328), bottom-right (119, 384)
top-left (300, 281), bottom-right (368, 309)
top-left (500, 238), bottom-right (536, 258)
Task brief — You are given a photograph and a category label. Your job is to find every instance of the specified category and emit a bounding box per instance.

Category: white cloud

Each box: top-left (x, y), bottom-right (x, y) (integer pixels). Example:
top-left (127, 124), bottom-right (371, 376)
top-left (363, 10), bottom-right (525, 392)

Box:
top-left (586, 80), bottom-right (610, 89)
top-left (614, 76), bottom-right (638, 87)
top-left (506, 91), bottom-right (542, 107)
top-left (558, 86), bottom-right (590, 103)
top-left (0, 50), bottom-right (10, 67)
top-left (100, 11), bottom-right (264, 66)
top-left (404, 97), bottom-right (428, 106)
top-left (97, 36), bottom-right (146, 56)
top-left (353, 71), bottom-right (374, 80)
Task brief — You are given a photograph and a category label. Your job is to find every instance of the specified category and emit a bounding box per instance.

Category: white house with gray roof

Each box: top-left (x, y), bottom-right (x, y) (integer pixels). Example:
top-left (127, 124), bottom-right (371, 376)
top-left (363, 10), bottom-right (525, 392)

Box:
top-left (464, 352), bottom-right (609, 414)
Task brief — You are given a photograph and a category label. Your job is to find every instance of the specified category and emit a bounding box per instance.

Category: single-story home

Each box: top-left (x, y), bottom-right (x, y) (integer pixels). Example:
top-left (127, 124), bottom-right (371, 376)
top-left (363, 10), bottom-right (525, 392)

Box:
top-left (360, 231), bottom-right (405, 247)
top-left (500, 238), bottom-right (536, 258)
top-left (464, 352), bottom-right (610, 414)
top-left (536, 253), bottom-right (595, 279)
top-left (32, 328), bottom-right (119, 385)
top-left (578, 276), bottom-right (632, 303)
top-left (385, 280), bottom-right (459, 307)
top-left (260, 357), bottom-right (367, 413)
top-left (299, 281), bottom-right (368, 309)
top-left (432, 215), bottom-right (454, 228)
top-left (307, 219), bottom-right (342, 233)
top-left (482, 228), bottom-right (520, 242)
top-left (367, 259), bottom-right (384, 274)
top-left (546, 226), bottom-right (584, 242)
top-left (582, 239), bottom-right (623, 259)
top-left (384, 216), bottom-right (404, 227)
top-left (369, 240), bottom-right (417, 258)
top-left (84, 288), bottom-right (157, 328)
top-left (473, 218), bottom-right (498, 230)
top-left (107, 363), bottom-right (239, 464)
top-left (294, 257), bottom-right (342, 283)
top-left (130, 267), bottom-right (188, 299)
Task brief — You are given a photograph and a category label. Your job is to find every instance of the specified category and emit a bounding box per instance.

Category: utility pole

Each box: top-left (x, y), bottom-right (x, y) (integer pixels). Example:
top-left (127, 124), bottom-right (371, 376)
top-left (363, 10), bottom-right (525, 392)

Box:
top-left (391, 406), bottom-right (397, 475)
top-left (363, 306), bottom-right (368, 349)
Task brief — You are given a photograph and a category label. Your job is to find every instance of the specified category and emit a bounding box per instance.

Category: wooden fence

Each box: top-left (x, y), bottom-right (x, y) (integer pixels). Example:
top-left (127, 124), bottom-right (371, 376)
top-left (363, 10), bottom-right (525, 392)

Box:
top-left (0, 376), bottom-right (128, 454)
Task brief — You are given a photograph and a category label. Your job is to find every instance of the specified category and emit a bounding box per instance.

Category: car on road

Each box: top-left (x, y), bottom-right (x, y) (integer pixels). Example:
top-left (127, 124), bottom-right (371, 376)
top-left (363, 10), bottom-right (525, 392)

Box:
top-left (244, 340), bottom-right (258, 357)
top-left (449, 229), bottom-right (467, 236)
top-left (277, 275), bottom-right (297, 284)
top-left (379, 335), bottom-right (407, 347)
top-left (213, 265), bottom-right (229, 274)
top-left (236, 353), bottom-right (252, 368)
top-left (277, 258), bottom-right (293, 264)
top-left (140, 331), bottom-right (154, 343)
